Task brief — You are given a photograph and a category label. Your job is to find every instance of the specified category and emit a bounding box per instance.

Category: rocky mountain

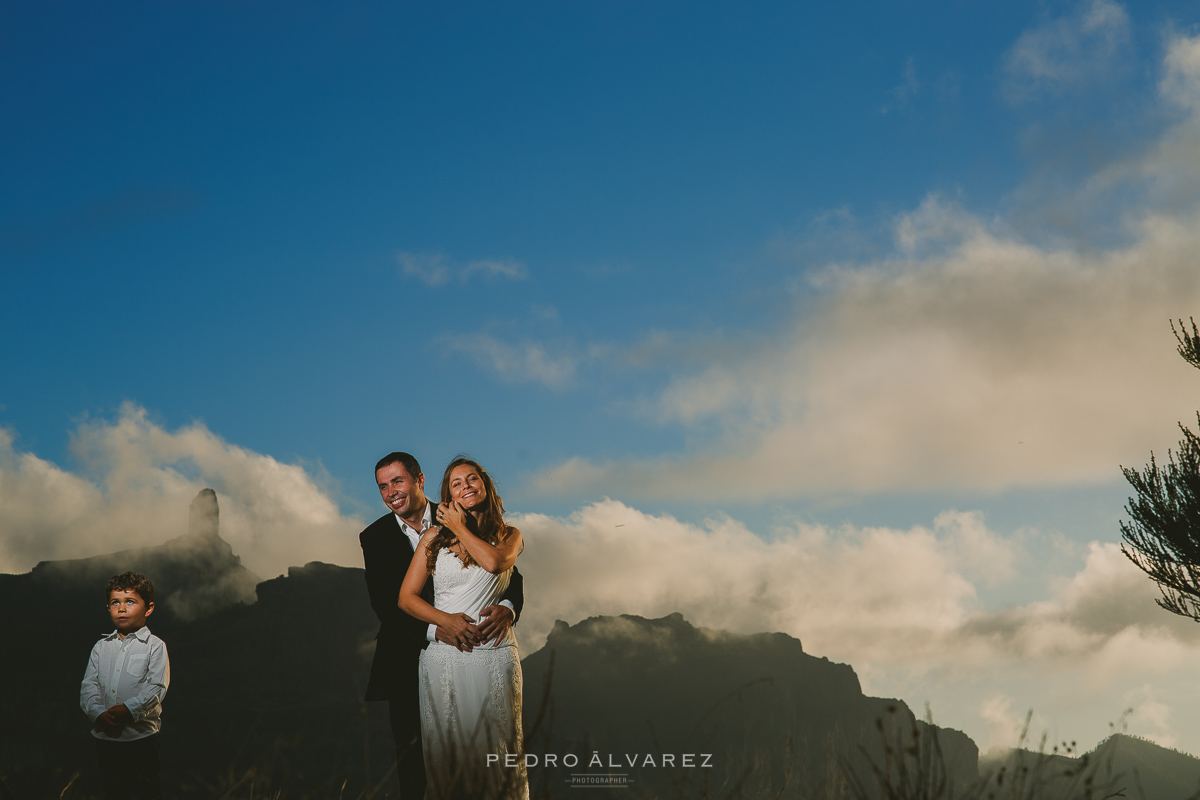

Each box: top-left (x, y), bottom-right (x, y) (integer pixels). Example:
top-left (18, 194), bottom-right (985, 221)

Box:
top-left (3, 489), bottom-right (1197, 799)
top-left (521, 613), bottom-right (979, 799)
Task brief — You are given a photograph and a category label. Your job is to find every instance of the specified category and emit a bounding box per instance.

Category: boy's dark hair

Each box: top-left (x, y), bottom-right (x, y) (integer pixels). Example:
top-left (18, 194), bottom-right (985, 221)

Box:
top-left (375, 451), bottom-right (422, 480)
top-left (105, 571), bottom-right (155, 605)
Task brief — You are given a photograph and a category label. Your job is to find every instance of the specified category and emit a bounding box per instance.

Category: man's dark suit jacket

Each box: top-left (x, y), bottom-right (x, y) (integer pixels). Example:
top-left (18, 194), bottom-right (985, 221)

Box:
top-left (359, 505), bottom-right (525, 702)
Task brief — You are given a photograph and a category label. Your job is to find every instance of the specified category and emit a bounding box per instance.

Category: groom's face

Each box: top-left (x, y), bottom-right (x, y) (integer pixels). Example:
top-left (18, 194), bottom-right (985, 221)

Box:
top-left (376, 462), bottom-right (426, 518)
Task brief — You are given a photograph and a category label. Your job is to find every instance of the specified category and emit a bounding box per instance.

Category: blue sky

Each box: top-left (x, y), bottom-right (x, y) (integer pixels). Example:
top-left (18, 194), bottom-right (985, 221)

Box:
top-left (0, 1), bottom-right (1168, 514)
top-left (6, 0), bottom-right (1200, 756)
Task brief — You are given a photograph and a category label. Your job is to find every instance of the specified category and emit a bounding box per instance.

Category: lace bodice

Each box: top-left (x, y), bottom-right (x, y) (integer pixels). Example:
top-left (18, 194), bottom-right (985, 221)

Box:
top-left (431, 547), bottom-right (516, 648)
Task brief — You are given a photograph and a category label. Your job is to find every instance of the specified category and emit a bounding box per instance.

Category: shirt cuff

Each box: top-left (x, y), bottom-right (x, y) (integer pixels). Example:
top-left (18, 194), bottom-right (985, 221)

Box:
top-left (426, 623), bottom-right (437, 643)
top-left (499, 599), bottom-right (515, 613)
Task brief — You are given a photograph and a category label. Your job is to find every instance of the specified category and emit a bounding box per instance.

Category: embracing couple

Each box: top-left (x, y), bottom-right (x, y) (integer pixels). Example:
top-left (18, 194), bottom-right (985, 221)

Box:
top-left (360, 452), bottom-right (528, 800)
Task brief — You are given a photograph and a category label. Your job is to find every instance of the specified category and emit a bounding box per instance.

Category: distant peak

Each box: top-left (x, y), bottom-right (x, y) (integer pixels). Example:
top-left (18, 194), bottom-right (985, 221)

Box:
top-left (189, 488), bottom-right (220, 538)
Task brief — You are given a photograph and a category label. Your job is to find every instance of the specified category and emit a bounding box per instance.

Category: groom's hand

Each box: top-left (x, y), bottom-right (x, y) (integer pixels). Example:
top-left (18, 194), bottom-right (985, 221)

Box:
top-left (435, 624), bottom-right (475, 653)
top-left (439, 613), bottom-right (484, 651)
top-left (477, 604), bottom-right (514, 646)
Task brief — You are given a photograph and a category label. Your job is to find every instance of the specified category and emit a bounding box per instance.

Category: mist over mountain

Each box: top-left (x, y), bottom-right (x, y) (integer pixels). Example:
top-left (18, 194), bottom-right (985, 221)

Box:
top-left (1, 489), bottom-right (1195, 799)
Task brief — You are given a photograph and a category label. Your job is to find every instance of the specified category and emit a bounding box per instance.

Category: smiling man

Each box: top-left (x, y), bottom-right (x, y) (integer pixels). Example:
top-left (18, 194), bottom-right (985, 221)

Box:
top-left (359, 451), bottom-right (525, 800)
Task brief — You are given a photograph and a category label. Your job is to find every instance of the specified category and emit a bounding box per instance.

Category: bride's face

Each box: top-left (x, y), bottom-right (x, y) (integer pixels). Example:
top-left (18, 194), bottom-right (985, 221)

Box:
top-left (448, 464), bottom-right (488, 511)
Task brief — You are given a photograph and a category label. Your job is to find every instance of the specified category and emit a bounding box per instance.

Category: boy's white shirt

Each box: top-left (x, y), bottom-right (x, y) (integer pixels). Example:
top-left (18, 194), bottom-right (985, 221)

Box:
top-left (80, 626), bottom-right (170, 741)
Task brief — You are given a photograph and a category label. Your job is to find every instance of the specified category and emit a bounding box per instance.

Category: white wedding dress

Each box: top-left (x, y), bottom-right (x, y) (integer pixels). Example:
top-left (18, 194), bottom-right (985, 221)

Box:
top-left (419, 547), bottom-right (528, 800)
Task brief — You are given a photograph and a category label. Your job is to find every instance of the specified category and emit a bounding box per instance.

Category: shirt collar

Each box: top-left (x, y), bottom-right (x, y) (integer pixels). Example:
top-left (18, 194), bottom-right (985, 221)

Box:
top-left (102, 626), bottom-right (152, 642)
top-left (394, 501), bottom-right (433, 535)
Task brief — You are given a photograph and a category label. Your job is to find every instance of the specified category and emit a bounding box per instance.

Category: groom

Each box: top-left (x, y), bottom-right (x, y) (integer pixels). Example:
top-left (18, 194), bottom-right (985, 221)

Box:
top-left (359, 451), bottom-right (524, 799)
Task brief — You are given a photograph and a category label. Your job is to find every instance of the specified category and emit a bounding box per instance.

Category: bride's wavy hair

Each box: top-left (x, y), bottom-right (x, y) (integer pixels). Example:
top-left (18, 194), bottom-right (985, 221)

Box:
top-left (426, 457), bottom-right (511, 571)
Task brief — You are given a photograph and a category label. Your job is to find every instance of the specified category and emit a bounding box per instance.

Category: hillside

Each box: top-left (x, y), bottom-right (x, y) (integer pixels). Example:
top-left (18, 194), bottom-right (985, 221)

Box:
top-left (979, 734), bottom-right (1200, 800)
top-left (521, 613), bottom-right (978, 798)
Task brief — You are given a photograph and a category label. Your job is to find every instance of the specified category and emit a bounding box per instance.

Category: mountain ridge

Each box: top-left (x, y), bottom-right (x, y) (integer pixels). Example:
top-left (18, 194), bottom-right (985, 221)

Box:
top-left (2, 490), bottom-right (1197, 799)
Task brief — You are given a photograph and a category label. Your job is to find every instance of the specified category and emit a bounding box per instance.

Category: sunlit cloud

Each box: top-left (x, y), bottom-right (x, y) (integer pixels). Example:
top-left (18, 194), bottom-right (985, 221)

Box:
top-left (532, 207), bottom-right (1200, 498)
top-left (979, 695), bottom-right (1028, 753)
top-left (511, 499), bottom-right (1200, 751)
top-left (0, 405), bottom-right (363, 578)
top-left (512, 500), bottom-right (1200, 672)
top-left (530, 32), bottom-right (1200, 502)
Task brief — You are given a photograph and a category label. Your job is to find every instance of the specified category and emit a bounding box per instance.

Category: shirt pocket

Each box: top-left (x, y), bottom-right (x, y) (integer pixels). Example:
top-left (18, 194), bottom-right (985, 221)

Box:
top-left (126, 654), bottom-right (149, 676)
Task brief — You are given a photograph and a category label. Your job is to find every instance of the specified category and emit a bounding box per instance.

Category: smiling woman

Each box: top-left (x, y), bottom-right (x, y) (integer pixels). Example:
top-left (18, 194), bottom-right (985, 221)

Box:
top-left (427, 458), bottom-right (522, 573)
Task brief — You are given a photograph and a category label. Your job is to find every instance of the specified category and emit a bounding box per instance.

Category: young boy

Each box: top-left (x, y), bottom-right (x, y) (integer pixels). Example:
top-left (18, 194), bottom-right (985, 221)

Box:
top-left (80, 572), bottom-right (171, 800)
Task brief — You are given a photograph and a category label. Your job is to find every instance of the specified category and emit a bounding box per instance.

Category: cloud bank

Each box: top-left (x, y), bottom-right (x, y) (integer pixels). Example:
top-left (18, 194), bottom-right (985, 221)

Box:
top-left (513, 499), bottom-right (1197, 666)
top-left (3, 410), bottom-right (1196, 749)
top-left (531, 31), bottom-right (1200, 502)
top-left (0, 405), bottom-right (364, 579)
top-left (511, 498), bottom-right (1200, 752)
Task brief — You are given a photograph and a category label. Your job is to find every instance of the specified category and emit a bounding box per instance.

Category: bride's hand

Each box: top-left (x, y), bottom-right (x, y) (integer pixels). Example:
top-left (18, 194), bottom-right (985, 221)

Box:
top-left (440, 612), bottom-right (482, 649)
top-left (438, 501), bottom-right (467, 531)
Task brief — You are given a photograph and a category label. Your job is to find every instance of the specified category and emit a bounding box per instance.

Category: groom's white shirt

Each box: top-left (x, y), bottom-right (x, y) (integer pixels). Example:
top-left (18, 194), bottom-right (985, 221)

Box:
top-left (394, 502), bottom-right (515, 643)
top-left (393, 502), bottom-right (434, 549)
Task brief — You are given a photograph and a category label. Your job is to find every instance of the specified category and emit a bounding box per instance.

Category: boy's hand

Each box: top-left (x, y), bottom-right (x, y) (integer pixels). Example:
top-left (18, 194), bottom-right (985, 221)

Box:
top-left (94, 703), bottom-right (133, 733)
top-left (108, 703), bottom-right (133, 724)
top-left (94, 713), bottom-right (120, 733)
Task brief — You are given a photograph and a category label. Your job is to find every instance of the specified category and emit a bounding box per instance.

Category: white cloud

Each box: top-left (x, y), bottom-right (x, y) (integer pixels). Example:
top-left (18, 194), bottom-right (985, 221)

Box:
top-left (531, 34), bottom-right (1200, 502)
top-left (397, 251), bottom-right (529, 287)
top-left (512, 500), bottom-right (1200, 672)
top-left (1003, 0), bottom-right (1131, 101)
top-left (533, 203), bottom-right (1200, 498)
top-left (442, 333), bottom-right (578, 390)
top-left (513, 501), bottom-right (1016, 664)
top-left (1162, 33), bottom-right (1200, 112)
top-left (1123, 684), bottom-right (1177, 748)
top-left (0, 405), bottom-right (364, 578)
top-left (509, 498), bottom-right (1200, 752)
top-left (980, 694), bottom-right (1027, 752)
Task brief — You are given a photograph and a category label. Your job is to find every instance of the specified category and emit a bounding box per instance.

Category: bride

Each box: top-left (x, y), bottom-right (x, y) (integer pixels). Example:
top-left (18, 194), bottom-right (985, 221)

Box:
top-left (399, 457), bottom-right (528, 800)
